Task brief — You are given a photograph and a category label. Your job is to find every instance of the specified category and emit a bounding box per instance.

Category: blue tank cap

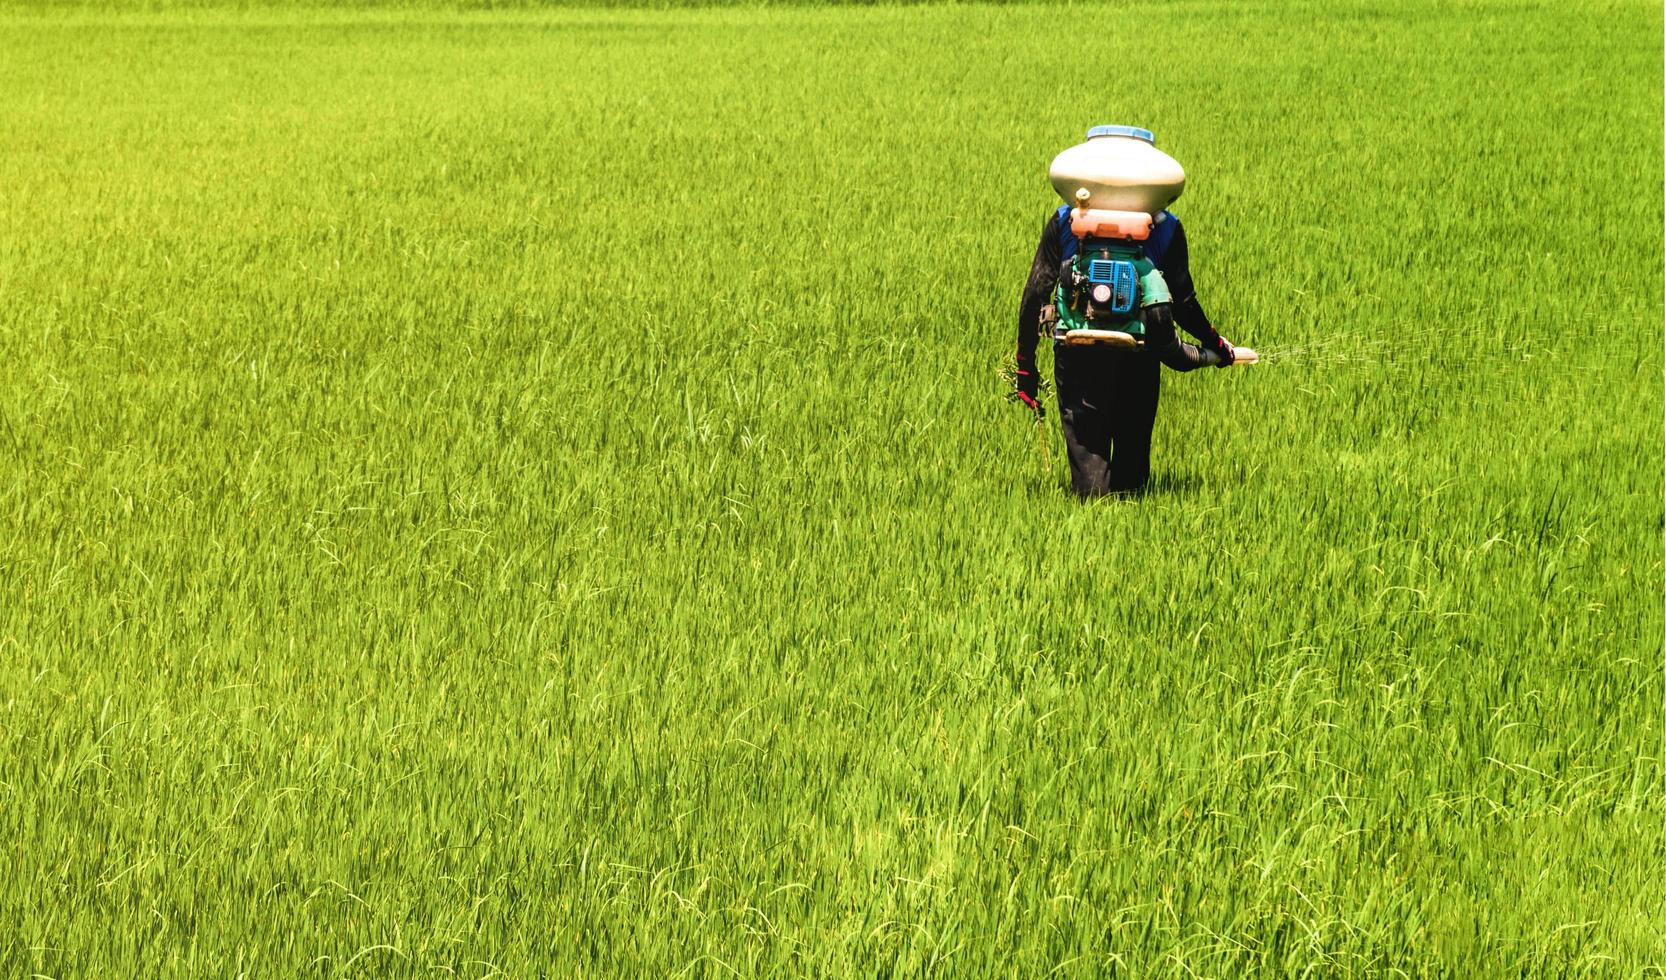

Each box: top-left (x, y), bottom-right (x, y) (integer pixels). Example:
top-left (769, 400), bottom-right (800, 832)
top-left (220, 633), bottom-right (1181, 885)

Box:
top-left (1086, 125), bottom-right (1155, 144)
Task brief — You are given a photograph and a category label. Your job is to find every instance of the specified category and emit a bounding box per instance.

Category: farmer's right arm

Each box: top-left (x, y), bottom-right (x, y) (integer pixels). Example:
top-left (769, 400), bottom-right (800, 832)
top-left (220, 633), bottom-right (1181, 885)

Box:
top-left (1015, 213), bottom-right (1062, 402)
top-left (1158, 219), bottom-right (1233, 363)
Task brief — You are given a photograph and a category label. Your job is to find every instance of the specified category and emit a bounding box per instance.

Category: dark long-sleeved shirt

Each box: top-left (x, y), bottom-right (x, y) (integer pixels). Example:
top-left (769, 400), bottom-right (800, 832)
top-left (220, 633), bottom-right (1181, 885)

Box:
top-left (1016, 210), bottom-right (1223, 369)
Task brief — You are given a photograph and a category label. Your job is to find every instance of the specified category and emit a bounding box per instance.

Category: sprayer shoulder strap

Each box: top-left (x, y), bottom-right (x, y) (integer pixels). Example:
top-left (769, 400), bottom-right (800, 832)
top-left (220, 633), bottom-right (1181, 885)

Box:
top-left (1144, 211), bottom-right (1179, 265)
top-left (1054, 204), bottom-right (1077, 261)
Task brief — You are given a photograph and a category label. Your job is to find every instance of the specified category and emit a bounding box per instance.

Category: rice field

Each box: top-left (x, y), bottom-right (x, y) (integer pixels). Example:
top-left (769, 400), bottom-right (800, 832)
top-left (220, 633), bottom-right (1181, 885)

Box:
top-left (0, 1), bottom-right (1661, 975)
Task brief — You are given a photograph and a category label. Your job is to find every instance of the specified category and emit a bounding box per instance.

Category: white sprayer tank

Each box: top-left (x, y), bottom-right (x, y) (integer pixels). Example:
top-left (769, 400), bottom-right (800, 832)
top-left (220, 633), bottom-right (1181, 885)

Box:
top-left (1048, 125), bottom-right (1185, 215)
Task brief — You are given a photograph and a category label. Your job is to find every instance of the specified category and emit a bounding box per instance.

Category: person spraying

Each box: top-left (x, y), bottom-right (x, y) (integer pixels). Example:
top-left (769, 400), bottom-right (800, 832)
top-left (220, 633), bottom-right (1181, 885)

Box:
top-left (1013, 125), bottom-right (1254, 498)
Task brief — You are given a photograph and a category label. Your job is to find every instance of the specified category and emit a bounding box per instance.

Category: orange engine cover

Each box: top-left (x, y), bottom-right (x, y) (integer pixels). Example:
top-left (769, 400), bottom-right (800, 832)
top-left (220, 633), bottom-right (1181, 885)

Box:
top-left (1069, 208), bottom-right (1152, 241)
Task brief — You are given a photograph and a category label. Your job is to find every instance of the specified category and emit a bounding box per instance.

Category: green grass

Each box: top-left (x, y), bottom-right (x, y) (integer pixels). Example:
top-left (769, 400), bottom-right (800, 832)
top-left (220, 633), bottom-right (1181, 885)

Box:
top-left (1, 2), bottom-right (1661, 975)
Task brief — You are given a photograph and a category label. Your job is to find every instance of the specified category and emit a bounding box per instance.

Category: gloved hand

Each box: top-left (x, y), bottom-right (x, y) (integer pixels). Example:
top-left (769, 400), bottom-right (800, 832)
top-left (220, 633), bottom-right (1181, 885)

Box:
top-left (1013, 365), bottom-right (1045, 419)
top-left (1210, 334), bottom-right (1236, 368)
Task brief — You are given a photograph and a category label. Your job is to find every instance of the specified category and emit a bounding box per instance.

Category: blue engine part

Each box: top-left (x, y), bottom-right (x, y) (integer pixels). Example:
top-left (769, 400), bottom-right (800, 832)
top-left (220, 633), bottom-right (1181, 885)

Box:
top-left (1050, 236), bottom-right (1171, 340)
top-left (1085, 258), bottom-right (1138, 315)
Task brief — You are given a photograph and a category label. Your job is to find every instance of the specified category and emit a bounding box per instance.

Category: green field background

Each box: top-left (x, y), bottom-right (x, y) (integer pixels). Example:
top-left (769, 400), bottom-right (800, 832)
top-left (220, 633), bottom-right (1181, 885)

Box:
top-left (1, 2), bottom-right (1662, 975)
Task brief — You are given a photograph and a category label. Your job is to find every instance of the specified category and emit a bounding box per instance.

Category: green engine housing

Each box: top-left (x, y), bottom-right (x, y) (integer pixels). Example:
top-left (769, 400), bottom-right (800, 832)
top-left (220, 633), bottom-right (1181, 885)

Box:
top-left (1051, 238), bottom-right (1172, 340)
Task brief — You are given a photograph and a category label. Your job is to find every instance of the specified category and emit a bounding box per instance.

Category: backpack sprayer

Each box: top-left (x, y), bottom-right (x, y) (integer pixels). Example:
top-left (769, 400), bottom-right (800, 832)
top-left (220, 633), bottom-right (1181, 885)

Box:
top-left (1047, 126), bottom-right (1256, 364)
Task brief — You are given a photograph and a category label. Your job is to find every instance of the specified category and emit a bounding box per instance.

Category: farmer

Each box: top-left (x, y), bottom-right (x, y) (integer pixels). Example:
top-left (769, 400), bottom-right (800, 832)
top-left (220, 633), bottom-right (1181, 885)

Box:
top-left (1013, 207), bottom-right (1236, 498)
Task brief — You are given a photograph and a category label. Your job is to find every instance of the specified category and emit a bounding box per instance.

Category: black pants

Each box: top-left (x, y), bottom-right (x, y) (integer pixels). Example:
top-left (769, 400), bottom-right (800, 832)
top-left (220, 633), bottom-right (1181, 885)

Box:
top-left (1053, 324), bottom-right (1209, 498)
top-left (1055, 346), bottom-right (1162, 497)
